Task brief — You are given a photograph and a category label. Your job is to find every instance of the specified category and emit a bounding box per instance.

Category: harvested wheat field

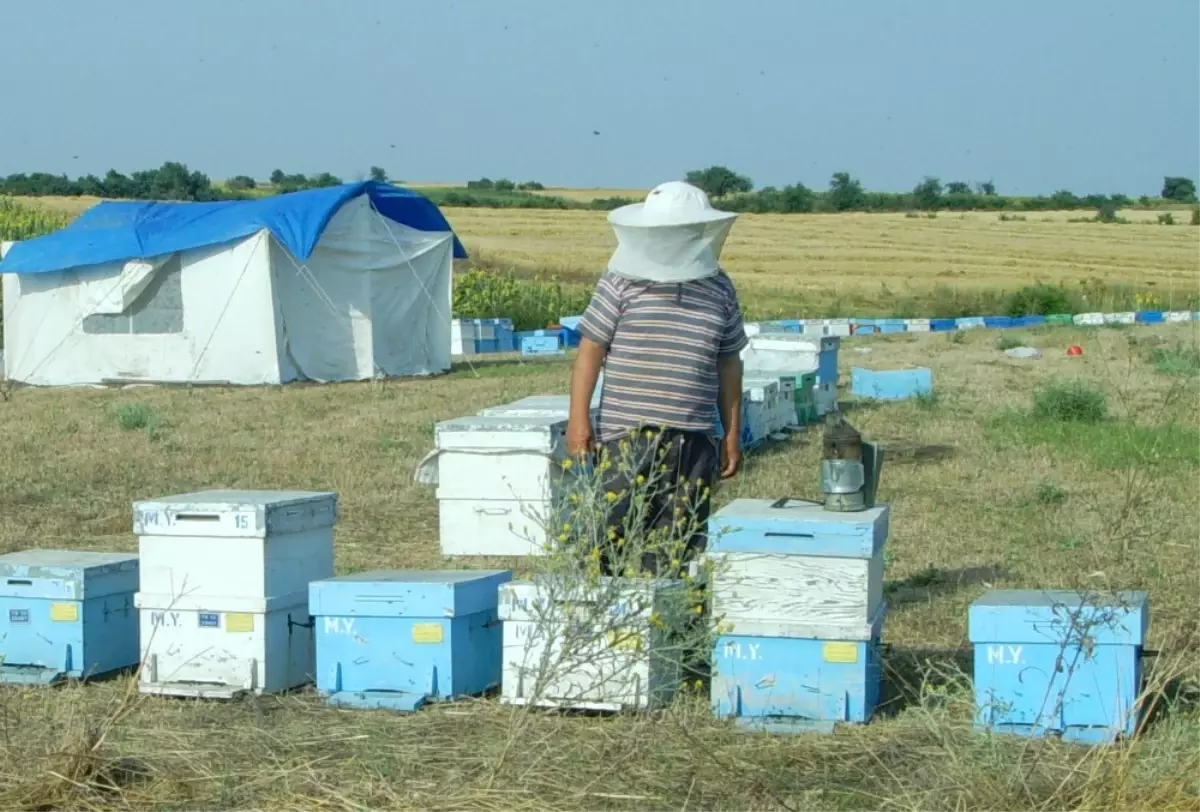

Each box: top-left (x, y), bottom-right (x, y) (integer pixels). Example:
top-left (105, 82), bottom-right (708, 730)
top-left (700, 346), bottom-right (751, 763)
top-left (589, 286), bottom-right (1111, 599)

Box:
top-left (15, 195), bottom-right (1200, 318)
top-left (451, 207), bottom-right (1200, 316)
top-left (0, 320), bottom-right (1197, 810)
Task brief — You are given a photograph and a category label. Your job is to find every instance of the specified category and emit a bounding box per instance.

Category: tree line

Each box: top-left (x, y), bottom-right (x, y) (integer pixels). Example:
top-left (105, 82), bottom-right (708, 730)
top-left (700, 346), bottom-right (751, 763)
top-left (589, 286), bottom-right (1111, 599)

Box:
top-left (0, 161), bottom-right (1195, 215)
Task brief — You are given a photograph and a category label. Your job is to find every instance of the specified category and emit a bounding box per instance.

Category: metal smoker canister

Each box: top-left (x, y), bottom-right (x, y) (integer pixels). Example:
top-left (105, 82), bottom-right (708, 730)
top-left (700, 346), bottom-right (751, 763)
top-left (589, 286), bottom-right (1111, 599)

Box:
top-left (821, 413), bottom-right (868, 512)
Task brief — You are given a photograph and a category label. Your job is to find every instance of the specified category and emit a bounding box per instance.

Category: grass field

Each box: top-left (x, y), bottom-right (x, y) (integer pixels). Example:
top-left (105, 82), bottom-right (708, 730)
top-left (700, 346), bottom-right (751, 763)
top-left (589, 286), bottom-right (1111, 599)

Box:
top-left (0, 317), bottom-right (1198, 810)
top-left (1, 191), bottom-right (1199, 809)
top-left (15, 194), bottom-right (1200, 319)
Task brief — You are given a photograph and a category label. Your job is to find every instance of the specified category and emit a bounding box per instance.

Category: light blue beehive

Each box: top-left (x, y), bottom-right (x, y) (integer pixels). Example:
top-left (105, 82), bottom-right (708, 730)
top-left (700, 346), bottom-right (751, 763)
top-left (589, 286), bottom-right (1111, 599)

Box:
top-left (706, 498), bottom-right (890, 733)
top-left (309, 569), bottom-right (512, 711)
top-left (851, 366), bottom-right (933, 401)
top-left (0, 549), bottom-right (140, 685)
top-left (969, 589), bottom-right (1150, 745)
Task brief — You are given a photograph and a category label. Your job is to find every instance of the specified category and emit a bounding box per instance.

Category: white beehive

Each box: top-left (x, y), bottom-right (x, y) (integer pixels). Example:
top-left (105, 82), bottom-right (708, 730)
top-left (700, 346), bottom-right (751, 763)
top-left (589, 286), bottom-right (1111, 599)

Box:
top-left (477, 391), bottom-right (600, 421)
top-left (745, 377), bottom-right (799, 433)
top-left (450, 319), bottom-right (479, 356)
top-left (707, 499), bottom-right (889, 633)
top-left (498, 578), bottom-right (684, 711)
top-left (432, 415), bottom-right (571, 557)
top-left (132, 489), bottom-right (338, 698)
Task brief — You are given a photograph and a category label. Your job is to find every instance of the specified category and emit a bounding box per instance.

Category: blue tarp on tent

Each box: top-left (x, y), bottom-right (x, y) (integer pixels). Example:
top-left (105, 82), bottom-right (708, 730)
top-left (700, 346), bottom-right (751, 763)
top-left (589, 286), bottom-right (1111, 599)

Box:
top-left (0, 181), bottom-right (467, 274)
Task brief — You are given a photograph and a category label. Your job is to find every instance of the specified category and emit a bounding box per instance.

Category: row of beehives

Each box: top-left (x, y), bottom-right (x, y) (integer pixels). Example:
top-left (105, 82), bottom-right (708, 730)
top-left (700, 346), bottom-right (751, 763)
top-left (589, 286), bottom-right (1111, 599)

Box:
top-left (416, 334), bottom-right (843, 559)
top-left (0, 488), bottom-right (1151, 742)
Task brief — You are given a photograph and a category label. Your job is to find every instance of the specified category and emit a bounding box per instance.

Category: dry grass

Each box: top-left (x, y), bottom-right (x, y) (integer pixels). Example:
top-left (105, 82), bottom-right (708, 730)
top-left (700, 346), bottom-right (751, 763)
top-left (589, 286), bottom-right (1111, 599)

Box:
top-left (0, 322), bottom-right (1197, 810)
top-left (16, 195), bottom-right (1199, 318)
top-left (444, 208), bottom-right (1200, 315)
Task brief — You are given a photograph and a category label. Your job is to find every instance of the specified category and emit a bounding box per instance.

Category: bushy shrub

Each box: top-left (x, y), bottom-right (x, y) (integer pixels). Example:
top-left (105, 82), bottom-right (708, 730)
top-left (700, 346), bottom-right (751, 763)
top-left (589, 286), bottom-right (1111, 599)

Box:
top-left (453, 269), bottom-right (591, 331)
top-left (1032, 381), bottom-right (1108, 423)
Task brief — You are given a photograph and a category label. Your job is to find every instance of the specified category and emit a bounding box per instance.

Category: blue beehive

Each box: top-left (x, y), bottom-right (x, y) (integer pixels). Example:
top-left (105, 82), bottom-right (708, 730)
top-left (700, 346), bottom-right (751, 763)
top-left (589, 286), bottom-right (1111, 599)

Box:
top-left (851, 366), bottom-right (933, 401)
top-left (517, 330), bottom-right (563, 356)
top-left (0, 549), bottom-right (140, 685)
top-left (309, 569), bottom-right (512, 711)
top-left (1135, 310), bottom-right (1164, 324)
top-left (930, 318), bottom-right (958, 332)
top-left (707, 498), bottom-right (891, 734)
top-left (969, 589), bottom-right (1149, 745)
top-left (558, 315), bottom-right (583, 348)
top-left (983, 315), bottom-right (1014, 329)
top-left (878, 319), bottom-right (906, 334)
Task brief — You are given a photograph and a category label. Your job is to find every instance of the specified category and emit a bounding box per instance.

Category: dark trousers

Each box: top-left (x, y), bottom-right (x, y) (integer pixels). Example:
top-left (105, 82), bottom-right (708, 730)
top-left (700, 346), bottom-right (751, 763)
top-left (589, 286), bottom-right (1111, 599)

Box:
top-left (596, 427), bottom-right (719, 578)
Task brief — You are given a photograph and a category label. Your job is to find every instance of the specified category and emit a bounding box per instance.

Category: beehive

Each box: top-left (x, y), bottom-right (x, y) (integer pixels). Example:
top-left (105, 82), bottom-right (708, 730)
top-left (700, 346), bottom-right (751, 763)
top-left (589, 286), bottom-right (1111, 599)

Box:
top-left (309, 569), bottom-right (512, 710)
top-left (431, 415), bottom-right (570, 557)
top-left (969, 589), bottom-right (1149, 745)
top-left (132, 489), bottom-right (337, 698)
top-left (741, 335), bottom-right (839, 418)
top-left (498, 578), bottom-right (684, 711)
top-left (0, 550), bottom-right (140, 685)
top-left (742, 378), bottom-right (785, 434)
top-left (706, 498), bottom-right (890, 732)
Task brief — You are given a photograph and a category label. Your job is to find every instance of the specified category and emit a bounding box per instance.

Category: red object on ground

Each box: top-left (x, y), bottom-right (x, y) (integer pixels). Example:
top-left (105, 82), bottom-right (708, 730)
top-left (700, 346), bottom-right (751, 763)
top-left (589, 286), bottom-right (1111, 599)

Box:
top-left (1067, 345), bottom-right (1084, 356)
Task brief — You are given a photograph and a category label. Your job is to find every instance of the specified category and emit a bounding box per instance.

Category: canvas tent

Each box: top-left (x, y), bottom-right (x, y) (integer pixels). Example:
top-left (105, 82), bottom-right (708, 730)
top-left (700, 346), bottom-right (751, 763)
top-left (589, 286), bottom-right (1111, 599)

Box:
top-left (0, 182), bottom-right (467, 386)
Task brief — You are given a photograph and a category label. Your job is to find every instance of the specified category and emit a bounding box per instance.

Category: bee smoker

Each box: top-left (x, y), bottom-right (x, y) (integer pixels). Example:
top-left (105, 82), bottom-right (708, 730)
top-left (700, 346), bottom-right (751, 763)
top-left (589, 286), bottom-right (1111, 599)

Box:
top-left (820, 412), bottom-right (883, 512)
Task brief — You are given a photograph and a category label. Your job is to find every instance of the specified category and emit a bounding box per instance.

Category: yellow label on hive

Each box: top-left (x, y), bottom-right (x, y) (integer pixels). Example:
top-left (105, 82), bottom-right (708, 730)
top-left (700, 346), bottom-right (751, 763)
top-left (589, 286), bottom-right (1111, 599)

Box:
top-left (412, 623), bottom-right (444, 644)
top-left (607, 628), bottom-right (643, 652)
top-left (225, 613), bottom-right (255, 633)
top-left (823, 642), bottom-right (859, 664)
top-left (49, 602), bottom-right (79, 622)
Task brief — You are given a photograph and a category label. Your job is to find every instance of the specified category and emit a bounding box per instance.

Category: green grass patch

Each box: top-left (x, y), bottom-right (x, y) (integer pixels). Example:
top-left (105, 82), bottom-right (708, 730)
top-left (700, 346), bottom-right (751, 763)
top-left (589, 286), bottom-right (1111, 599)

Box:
top-left (989, 412), bottom-right (1199, 470)
top-left (1148, 341), bottom-right (1200, 376)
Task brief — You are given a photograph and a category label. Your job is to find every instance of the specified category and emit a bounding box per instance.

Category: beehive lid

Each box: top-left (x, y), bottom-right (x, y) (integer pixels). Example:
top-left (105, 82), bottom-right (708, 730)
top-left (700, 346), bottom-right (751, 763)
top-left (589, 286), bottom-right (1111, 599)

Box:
top-left (0, 549), bottom-right (139, 600)
top-left (478, 392), bottom-right (599, 418)
top-left (309, 569), bottom-right (512, 618)
top-left (968, 589), bottom-right (1149, 647)
top-left (498, 577), bottom-right (680, 623)
top-left (708, 498), bottom-right (889, 558)
top-left (133, 489), bottom-right (338, 538)
top-left (435, 415), bottom-right (566, 453)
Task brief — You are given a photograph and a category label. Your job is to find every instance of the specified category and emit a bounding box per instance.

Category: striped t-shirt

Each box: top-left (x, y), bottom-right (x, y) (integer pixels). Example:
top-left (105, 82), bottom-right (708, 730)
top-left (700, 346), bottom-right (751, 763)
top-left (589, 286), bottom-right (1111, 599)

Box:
top-left (577, 270), bottom-right (748, 441)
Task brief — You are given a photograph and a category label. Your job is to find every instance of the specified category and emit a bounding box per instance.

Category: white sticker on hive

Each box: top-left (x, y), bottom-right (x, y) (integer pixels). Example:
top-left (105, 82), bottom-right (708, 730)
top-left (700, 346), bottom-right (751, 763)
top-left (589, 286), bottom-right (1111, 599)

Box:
top-left (50, 602), bottom-right (79, 622)
top-left (412, 623), bottom-right (444, 644)
top-left (823, 642), bottom-right (858, 664)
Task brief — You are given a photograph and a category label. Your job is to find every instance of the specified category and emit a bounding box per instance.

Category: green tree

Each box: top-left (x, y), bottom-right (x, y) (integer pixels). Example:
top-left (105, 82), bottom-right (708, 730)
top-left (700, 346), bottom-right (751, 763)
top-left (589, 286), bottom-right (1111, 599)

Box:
top-left (226, 175), bottom-right (257, 191)
top-left (827, 172), bottom-right (866, 212)
top-left (1162, 176), bottom-right (1197, 203)
top-left (684, 165), bottom-right (753, 198)
top-left (945, 181), bottom-right (970, 195)
top-left (912, 176), bottom-right (943, 210)
top-left (369, 166), bottom-right (388, 183)
top-left (269, 169), bottom-right (286, 185)
top-left (976, 180), bottom-right (997, 196)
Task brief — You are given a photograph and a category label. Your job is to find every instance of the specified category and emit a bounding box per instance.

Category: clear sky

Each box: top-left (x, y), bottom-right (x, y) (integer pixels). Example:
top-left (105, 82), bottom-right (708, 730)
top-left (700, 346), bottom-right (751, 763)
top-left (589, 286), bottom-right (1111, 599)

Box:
top-left (2, 0), bottom-right (1197, 196)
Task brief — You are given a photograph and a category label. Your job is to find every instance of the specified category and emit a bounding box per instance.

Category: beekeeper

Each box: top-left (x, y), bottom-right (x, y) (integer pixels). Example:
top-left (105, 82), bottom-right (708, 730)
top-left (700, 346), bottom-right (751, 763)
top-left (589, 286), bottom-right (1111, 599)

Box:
top-left (567, 180), bottom-right (747, 575)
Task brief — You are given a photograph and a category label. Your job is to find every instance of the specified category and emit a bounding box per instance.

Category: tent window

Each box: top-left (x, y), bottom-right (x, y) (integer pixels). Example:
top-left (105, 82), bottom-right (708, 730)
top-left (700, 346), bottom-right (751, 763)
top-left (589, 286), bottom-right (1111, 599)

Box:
top-left (82, 257), bottom-right (184, 335)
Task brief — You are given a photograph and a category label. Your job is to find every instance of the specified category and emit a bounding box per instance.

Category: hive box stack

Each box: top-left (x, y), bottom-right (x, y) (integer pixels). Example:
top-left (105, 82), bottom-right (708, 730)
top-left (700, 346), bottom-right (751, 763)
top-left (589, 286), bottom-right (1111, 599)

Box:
top-left (969, 589), bottom-right (1150, 745)
top-left (498, 578), bottom-right (683, 711)
top-left (743, 378), bottom-right (787, 435)
top-left (431, 416), bottom-right (570, 557)
top-left (309, 570), bottom-right (512, 711)
top-left (132, 489), bottom-right (337, 698)
top-left (450, 319), bottom-right (480, 357)
top-left (741, 335), bottom-right (840, 421)
top-left (707, 498), bottom-right (890, 733)
top-left (0, 550), bottom-right (140, 685)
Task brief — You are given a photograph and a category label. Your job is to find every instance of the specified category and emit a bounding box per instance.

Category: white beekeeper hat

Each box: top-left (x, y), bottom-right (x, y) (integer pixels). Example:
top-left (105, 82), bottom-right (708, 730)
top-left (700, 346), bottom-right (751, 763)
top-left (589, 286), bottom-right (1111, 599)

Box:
top-left (606, 181), bottom-right (739, 283)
